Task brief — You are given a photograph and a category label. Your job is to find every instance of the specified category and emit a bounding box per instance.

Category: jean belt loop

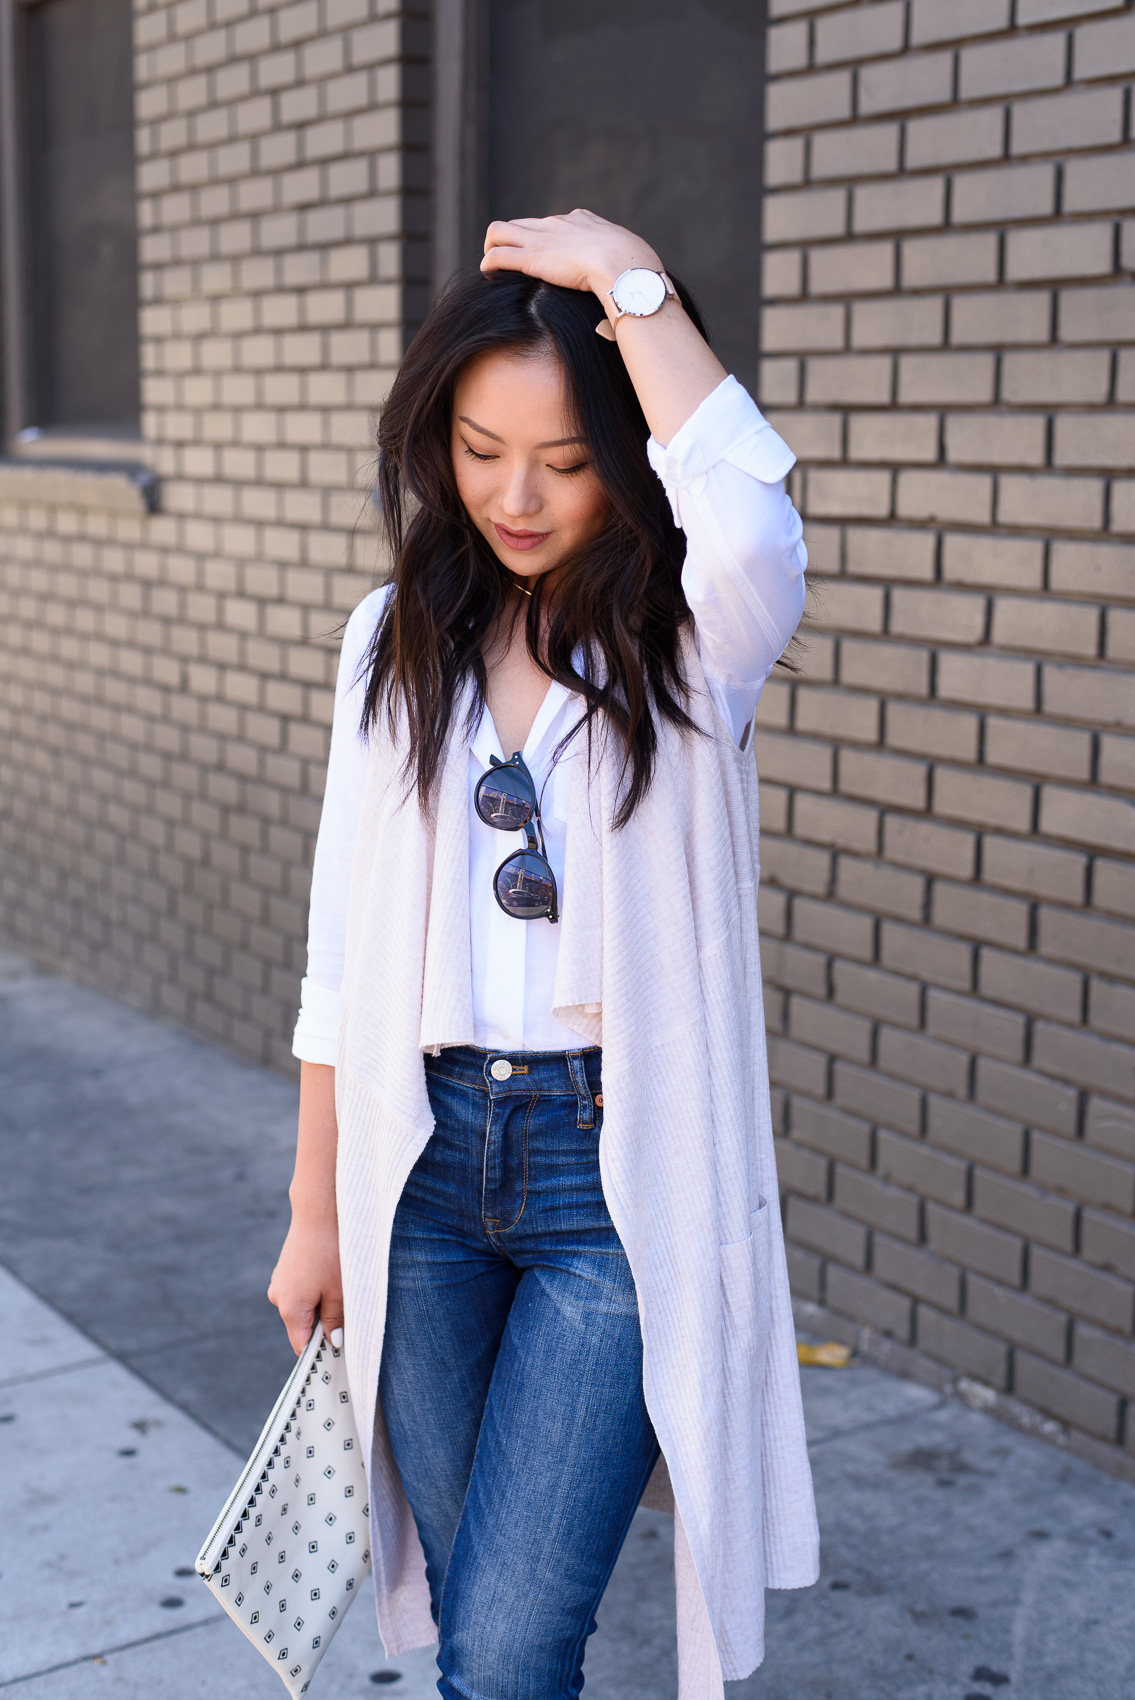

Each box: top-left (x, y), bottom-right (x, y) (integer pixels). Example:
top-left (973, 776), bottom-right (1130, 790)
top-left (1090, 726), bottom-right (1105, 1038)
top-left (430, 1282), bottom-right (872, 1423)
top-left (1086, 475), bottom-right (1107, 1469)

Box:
top-left (566, 1050), bottom-right (594, 1130)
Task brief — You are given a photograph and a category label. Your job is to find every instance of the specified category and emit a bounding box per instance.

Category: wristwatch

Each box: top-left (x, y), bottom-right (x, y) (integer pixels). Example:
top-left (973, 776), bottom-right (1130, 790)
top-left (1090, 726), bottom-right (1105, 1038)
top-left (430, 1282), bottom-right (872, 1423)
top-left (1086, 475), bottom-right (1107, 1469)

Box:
top-left (606, 267), bottom-right (676, 324)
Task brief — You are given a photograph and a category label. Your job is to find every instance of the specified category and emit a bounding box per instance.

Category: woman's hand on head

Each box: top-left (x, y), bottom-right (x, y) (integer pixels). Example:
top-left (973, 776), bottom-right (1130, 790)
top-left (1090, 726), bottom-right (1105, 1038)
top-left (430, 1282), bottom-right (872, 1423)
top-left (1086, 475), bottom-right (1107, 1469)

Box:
top-left (268, 1210), bottom-right (344, 1356)
top-left (481, 209), bottom-right (663, 304)
top-left (483, 213), bottom-right (726, 449)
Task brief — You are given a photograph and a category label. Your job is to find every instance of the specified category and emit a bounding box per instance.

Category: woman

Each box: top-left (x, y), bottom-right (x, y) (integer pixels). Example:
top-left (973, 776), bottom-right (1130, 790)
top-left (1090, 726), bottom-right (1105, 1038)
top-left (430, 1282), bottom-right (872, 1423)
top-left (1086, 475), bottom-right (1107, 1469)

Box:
top-left (270, 209), bottom-right (819, 1700)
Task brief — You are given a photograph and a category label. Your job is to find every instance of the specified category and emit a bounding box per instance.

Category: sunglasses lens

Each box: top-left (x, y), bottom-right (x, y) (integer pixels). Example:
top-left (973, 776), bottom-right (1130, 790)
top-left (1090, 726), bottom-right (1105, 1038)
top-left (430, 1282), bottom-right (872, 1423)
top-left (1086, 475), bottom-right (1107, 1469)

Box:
top-left (495, 852), bottom-right (555, 920)
top-left (477, 769), bottom-right (534, 831)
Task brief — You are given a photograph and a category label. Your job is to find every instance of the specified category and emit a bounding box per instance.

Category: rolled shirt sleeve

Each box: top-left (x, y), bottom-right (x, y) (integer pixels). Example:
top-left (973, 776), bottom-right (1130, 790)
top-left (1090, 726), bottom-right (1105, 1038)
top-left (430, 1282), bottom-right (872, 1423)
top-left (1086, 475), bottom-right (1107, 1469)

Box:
top-left (647, 374), bottom-right (808, 745)
top-left (291, 586), bottom-right (390, 1065)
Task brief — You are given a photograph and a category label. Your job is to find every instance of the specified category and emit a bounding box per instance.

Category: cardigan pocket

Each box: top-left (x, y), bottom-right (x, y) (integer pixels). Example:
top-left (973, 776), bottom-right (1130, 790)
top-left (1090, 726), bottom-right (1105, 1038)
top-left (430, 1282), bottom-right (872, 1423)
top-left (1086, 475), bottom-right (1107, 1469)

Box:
top-left (719, 1193), bottom-right (770, 1253)
top-left (718, 1198), bottom-right (773, 1395)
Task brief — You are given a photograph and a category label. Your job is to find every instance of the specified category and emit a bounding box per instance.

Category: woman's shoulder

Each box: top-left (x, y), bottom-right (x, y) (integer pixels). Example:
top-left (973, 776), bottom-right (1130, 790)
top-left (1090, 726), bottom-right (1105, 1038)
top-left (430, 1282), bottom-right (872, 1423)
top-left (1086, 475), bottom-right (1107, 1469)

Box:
top-left (338, 582), bottom-right (393, 686)
top-left (345, 581), bottom-right (393, 643)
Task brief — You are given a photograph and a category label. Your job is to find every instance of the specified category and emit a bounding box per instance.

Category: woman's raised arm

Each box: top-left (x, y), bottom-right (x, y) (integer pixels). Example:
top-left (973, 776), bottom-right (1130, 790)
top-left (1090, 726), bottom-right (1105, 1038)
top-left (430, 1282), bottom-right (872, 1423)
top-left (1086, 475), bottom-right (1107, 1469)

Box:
top-left (480, 209), bottom-right (728, 447)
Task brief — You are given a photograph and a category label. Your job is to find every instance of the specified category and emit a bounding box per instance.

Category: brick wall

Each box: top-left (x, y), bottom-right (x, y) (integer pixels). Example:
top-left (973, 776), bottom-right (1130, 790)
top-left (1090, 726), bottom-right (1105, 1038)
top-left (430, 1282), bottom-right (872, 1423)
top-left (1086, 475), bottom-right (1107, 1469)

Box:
top-left (0, 0), bottom-right (427, 1069)
top-left (759, 0), bottom-right (1135, 1476)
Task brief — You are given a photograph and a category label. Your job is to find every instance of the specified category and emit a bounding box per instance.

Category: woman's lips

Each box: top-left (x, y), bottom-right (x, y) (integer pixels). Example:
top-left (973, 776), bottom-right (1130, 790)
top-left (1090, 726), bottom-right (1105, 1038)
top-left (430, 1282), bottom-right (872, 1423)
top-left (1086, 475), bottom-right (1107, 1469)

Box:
top-left (494, 522), bottom-right (550, 552)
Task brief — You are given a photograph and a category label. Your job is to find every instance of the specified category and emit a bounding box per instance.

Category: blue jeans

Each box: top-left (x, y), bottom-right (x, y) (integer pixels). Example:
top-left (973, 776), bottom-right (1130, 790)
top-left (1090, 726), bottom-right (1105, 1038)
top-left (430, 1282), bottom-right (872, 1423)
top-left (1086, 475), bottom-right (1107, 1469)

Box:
top-left (379, 1046), bottom-right (659, 1700)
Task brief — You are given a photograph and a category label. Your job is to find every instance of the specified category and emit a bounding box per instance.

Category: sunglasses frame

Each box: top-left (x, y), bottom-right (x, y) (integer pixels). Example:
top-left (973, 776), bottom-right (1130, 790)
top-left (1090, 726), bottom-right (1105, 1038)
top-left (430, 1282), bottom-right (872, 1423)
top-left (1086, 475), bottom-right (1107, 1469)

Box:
top-left (473, 752), bottom-right (560, 924)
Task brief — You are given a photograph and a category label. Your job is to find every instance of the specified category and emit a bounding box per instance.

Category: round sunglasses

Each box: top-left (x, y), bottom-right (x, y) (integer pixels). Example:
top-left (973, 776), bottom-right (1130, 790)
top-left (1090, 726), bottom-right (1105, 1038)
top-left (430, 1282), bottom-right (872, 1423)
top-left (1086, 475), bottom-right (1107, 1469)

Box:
top-left (473, 752), bottom-right (559, 923)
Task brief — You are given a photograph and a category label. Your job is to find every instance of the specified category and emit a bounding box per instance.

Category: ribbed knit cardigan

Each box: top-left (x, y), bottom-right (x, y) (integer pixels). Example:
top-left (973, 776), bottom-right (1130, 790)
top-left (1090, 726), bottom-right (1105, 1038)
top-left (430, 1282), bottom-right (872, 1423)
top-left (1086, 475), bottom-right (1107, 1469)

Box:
top-left (334, 637), bottom-right (820, 1700)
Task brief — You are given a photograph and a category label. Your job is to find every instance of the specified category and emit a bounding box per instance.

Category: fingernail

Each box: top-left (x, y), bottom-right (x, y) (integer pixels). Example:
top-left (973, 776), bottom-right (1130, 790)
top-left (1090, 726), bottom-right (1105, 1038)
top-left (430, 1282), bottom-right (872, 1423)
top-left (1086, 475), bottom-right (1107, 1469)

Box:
top-left (330, 1327), bottom-right (344, 1349)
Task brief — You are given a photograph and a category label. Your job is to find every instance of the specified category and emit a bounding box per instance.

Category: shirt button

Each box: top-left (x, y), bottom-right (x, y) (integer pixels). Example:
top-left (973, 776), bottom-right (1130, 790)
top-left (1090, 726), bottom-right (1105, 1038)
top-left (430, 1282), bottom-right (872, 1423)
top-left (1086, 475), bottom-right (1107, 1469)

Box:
top-left (490, 1059), bottom-right (513, 1081)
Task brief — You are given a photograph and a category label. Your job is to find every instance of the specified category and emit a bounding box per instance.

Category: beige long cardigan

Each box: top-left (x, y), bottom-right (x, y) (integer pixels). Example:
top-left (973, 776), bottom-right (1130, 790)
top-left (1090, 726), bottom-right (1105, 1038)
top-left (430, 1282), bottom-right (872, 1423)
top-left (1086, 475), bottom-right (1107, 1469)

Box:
top-left (334, 638), bottom-right (820, 1700)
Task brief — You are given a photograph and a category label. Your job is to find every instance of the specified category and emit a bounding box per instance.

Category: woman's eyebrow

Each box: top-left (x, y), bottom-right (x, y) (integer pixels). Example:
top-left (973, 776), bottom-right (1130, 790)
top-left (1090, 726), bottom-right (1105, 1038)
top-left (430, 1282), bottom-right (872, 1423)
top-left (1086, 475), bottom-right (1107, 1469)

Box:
top-left (458, 415), bottom-right (505, 443)
top-left (457, 415), bottom-right (585, 451)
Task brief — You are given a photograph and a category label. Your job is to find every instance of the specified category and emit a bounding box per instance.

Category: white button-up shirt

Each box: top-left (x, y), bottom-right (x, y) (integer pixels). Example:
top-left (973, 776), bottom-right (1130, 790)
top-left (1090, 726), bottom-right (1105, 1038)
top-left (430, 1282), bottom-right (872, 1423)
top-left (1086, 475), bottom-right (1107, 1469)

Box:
top-left (292, 375), bottom-right (805, 1062)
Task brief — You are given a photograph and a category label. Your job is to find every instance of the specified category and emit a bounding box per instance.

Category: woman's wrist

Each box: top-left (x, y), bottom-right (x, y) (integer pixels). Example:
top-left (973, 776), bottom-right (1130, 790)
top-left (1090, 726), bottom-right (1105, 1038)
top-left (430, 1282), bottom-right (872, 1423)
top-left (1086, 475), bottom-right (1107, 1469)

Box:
top-left (587, 247), bottom-right (666, 310)
top-left (288, 1189), bottom-right (338, 1231)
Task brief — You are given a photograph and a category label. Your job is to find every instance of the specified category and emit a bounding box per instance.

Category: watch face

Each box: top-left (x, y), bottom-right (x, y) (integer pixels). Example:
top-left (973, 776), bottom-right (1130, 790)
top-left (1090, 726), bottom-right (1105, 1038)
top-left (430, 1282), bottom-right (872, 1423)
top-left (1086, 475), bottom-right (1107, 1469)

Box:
top-left (612, 268), bottom-right (667, 316)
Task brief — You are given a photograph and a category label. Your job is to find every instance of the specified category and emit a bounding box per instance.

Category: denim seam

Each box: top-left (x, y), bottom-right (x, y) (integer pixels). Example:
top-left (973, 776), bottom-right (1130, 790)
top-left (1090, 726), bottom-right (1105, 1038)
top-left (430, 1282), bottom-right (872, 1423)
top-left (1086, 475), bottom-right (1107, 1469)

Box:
top-left (425, 1068), bottom-right (487, 1095)
top-left (491, 1088), bottom-right (586, 1099)
top-left (486, 1086), bottom-right (589, 1101)
top-left (478, 1083), bottom-right (493, 1236)
top-left (434, 1072), bottom-right (586, 1101)
top-left (516, 1094), bottom-right (534, 1229)
top-left (566, 1049), bottom-right (595, 1131)
top-left (483, 1095), bottom-right (535, 1236)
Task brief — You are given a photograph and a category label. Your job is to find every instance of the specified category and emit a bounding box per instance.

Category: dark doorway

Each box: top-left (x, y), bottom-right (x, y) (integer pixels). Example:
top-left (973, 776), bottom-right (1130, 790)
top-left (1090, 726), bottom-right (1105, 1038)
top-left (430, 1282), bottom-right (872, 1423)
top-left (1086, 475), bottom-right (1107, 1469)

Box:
top-left (482, 0), bottom-right (766, 390)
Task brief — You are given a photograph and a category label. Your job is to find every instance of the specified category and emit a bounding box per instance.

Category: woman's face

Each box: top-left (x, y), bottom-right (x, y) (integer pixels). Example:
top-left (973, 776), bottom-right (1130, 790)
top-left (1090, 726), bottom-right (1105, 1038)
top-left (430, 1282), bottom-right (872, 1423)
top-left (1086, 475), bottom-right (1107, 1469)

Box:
top-left (451, 347), bottom-right (610, 580)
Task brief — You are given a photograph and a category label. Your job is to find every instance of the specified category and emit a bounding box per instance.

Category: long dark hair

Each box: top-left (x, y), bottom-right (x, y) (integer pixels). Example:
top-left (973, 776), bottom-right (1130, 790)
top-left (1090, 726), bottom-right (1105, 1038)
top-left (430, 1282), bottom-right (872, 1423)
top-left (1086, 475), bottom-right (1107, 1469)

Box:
top-left (363, 267), bottom-right (711, 826)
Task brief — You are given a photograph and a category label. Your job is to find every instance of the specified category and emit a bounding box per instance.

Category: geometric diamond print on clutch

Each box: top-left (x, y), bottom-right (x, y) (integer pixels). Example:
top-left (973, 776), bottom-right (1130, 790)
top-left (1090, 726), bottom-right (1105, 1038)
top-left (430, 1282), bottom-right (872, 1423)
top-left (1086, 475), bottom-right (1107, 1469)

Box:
top-left (196, 1325), bottom-right (372, 1697)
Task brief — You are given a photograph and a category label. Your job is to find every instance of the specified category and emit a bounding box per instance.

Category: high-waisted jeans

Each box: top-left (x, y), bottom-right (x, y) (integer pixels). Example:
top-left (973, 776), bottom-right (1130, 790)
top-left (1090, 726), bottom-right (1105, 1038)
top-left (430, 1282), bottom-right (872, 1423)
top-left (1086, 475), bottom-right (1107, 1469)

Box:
top-left (378, 1046), bottom-right (659, 1700)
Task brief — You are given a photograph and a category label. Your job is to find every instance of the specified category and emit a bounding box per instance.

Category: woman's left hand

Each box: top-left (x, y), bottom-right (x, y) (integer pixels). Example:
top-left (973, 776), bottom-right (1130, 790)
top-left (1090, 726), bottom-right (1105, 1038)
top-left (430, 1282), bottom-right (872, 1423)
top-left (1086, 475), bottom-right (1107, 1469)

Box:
top-left (481, 210), bottom-right (662, 304)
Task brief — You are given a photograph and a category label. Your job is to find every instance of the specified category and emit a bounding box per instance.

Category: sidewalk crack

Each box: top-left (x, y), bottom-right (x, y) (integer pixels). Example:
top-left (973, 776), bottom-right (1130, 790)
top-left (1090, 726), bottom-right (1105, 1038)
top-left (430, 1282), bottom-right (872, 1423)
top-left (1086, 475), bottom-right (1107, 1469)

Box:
top-left (0, 1355), bottom-right (107, 1393)
top-left (0, 1616), bottom-right (226, 1689)
top-left (807, 1397), bottom-right (949, 1452)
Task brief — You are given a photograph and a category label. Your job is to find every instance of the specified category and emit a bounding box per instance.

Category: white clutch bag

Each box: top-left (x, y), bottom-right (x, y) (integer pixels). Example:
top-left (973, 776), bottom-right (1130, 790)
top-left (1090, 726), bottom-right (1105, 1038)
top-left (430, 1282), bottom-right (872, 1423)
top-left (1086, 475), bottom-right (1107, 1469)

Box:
top-left (195, 1324), bottom-right (372, 1697)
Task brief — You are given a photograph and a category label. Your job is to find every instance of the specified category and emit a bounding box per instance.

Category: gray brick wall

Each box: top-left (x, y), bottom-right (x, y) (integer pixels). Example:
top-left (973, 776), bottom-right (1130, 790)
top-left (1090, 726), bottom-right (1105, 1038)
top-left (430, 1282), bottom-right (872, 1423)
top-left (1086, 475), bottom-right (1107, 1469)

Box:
top-left (0, 0), bottom-right (427, 1069)
top-left (760, 0), bottom-right (1135, 1476)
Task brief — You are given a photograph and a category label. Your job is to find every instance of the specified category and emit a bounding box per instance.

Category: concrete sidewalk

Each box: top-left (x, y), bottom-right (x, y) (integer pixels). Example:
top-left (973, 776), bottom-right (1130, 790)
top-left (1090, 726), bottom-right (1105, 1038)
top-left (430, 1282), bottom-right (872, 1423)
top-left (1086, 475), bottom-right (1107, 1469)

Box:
top-left (1, 948), bottom-right (1133, 1699)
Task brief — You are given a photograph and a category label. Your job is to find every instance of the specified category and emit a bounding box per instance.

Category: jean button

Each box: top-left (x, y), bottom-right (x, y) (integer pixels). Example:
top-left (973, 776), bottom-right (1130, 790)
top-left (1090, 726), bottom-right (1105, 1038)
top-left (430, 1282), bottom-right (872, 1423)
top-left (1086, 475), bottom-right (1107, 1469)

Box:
top-left (490, 1058), bottom-right (513, 1081)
